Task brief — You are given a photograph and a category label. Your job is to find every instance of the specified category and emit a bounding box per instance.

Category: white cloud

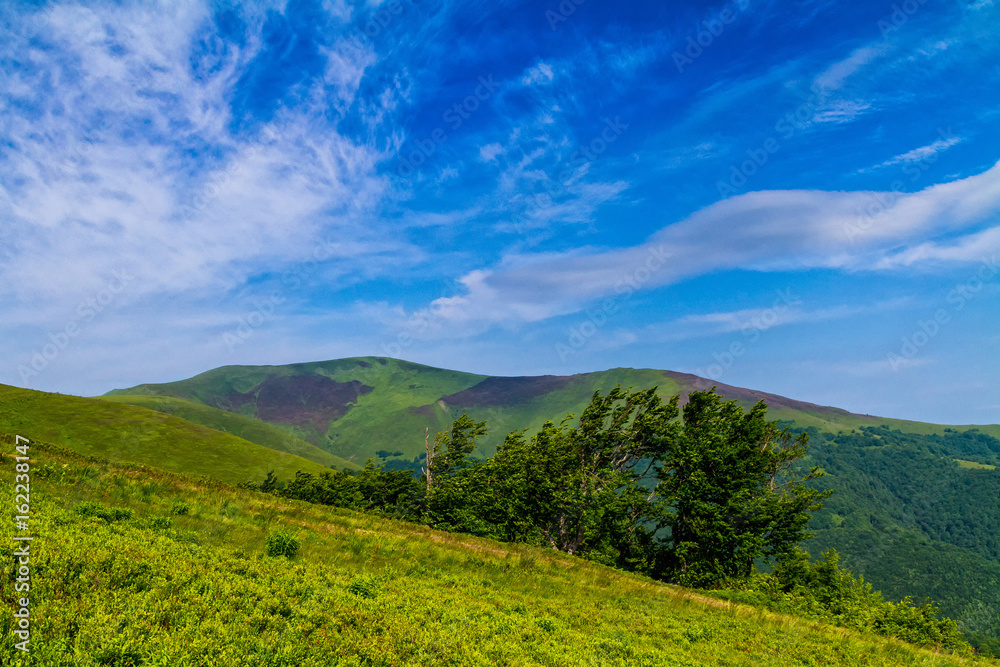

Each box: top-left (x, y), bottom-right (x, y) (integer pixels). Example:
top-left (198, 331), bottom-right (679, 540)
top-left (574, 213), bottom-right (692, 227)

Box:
top-left (0, 3), bottom-right (392, 309)
top-left (812, 99), bottom-right (872, 124)
top-left (410, 162), bottom-right (1000, 332)
top-left (814, 45), bottom-right (887, 91)
top-left (864, 136), bottom-right (962, 171)
top-left (521, 62), bottom-right (555, 86)
top-left (651, 298), bottom-right (910, 342)
top-left (480, 143), bottom-right (503, 161)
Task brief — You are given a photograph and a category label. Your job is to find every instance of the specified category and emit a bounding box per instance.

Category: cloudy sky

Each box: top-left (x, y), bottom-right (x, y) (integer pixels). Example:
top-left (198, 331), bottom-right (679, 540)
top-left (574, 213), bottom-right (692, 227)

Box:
top-left (1, 0), bottom-right (998, 424)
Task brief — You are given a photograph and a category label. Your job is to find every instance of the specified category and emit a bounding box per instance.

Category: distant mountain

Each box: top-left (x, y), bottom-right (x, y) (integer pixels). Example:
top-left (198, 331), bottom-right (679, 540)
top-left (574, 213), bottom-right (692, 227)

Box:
top-left (105, 356), bottom-right (998, 464)
top-left (106, 356), bottom-right (1000, 649)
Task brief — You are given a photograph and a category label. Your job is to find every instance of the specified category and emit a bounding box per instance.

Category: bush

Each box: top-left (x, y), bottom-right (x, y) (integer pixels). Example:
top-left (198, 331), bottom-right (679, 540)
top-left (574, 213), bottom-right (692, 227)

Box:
top-left (346, 573), bottom-right (383, 599)
top-left (143, 516), bottom-right (173, 530)
top-left (76, 501), bottom-right (134, 522)
top-left (715, 548), bottom-right (971, 652)
top-left (266, 530), bottom-right (300, 558)
top-left (170, 500), bottom-right (191, 516)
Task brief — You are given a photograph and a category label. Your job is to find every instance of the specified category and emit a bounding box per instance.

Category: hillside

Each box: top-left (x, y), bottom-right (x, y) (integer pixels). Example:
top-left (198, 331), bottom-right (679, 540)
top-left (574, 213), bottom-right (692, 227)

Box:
top-left (2, 434), bottom-right (994, 666)
top-left (100, 394), bottom-right (358, 471)
top-left (0, 383), bottom-right (335, 485)
top-left (106, 357), bottom-right (1000, 464)
top-left (105, 356), bottom-right (1000, 652)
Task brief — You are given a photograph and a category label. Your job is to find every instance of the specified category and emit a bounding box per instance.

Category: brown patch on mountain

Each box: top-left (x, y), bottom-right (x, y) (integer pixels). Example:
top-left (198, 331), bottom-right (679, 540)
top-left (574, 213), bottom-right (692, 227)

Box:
top-left (218, 375), bottom-right (373, 433)
top-left (440, 375), bottom-right (574, 407)
top-left (661, 370), bottom-right (867, 419)
top-left (408, 404), bottom-right (436, 418)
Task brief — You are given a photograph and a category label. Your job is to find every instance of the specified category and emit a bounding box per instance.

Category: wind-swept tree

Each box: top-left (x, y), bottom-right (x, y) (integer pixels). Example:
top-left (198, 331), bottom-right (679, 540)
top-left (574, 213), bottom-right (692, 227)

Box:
top-left (424, 414), bottom-right (489, 531)
top-left (475, 386), bottom-right (679, 569)
top-left (654, 388), bottom-right (830, 586)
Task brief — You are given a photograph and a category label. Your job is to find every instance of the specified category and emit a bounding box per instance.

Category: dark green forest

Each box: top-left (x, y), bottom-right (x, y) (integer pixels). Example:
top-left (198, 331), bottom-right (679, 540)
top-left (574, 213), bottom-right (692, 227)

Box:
top-left (245, 386), bottom-right (980, 654)
top-left (796, 424), bottom-right (1000, 655)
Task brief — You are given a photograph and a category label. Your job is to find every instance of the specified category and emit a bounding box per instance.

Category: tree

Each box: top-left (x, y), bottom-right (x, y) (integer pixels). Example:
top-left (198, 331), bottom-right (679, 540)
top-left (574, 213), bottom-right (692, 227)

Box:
top-left (424, 414), bottom-right (489, 531)
top-left (654, 388), bottom-right (830, 586)
top-left (477, 386), bottom-right (679, 568)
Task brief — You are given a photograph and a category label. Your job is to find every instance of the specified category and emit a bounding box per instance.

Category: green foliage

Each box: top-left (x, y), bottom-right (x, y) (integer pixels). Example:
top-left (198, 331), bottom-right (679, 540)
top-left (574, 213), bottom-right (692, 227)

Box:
top-left (711, 548), bottom-right (970, 652)
top-left (171, 500), bottom-right (191, 515)
top-left (98, 356), bottom-right (1000, 647)
top-left (76, 500), bottom-right (134, 522)
top-left (265, 530), bottom-right (300, 558)
top-left (1, 435), bottom-right (992, 666)
top-left (346, 573), bottom-right (384, 599)
top-left (245, 388), bottom-right (984, 653)
top-left (795, 424), bottom-right (1000, 652)
top-left (658, 390), bottom-right (831, 587)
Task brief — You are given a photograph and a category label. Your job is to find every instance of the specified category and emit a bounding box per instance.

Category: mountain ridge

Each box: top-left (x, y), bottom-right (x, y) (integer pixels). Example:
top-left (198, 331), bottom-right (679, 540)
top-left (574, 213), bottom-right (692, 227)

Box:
top-left (105, 357), bottom-right (1000, 459)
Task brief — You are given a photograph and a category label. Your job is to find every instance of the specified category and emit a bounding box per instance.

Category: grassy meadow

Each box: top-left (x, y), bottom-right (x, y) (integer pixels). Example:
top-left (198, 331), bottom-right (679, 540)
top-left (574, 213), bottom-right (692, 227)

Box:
top-left (0, 384), bottom-right (334, 485)
top-left (2, 434), bottom-right (998, 666)
top-left (100, 394), bottom-right (358, 470)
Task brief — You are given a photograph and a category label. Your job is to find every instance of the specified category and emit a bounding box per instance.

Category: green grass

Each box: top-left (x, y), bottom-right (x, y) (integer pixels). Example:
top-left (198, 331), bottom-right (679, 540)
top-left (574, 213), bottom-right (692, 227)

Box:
top-left (2, 436), bottom-right (996, 666)
top-left (955, 459), bottom-right (998, 470)
top-left (101, 394), bottom-right (358, 470)
top-left (0, 384), bottom-right (332, 485)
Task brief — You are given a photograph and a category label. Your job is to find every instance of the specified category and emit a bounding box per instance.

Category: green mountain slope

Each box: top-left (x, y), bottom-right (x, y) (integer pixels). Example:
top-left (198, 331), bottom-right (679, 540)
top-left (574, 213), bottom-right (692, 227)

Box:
top-left (107, 356), bottom-right (1000, 465)
top-left (100, 394), bottom-right (358, 470)
top-left (2, 435), bottom-right (993, 665)
top-left (0, 383), bottom-right (332, 485)
top-left (106, 356), bottom-right (1000, 651)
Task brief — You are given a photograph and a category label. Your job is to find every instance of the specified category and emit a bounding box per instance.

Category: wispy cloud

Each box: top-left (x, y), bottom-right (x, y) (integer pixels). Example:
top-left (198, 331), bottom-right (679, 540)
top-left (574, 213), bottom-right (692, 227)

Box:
top-left (0, 3), bottom-right (393, 308)
top-left (813, 45), bottom-right (887, 92)
top-left (409, 162), bottom-right (1000, 332)
top-left (863, 136), bottom-right (963, 172)
top-left (666, 299), bottom-right (910, 340)
top-left (521, 62), bottom-right (555, 86)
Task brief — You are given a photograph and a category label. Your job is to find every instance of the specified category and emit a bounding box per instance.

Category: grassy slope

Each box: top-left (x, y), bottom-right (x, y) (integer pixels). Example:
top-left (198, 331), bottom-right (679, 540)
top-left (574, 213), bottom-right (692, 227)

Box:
top-left (0, 384), bottom-right (331, 485)
top-left (101, 358), bottom-right (1000, 648)
top-left (323, 366), bottom-right (683, 461)
top-left (101, 394), bottom-right (359, 470)
top-left (2, 436), bottom-right (994, 666)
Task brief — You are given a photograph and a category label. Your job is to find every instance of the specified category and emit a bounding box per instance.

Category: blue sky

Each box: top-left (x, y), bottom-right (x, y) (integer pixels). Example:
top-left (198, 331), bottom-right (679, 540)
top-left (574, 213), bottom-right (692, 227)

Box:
top-left (1, 0), bottom-right (998, 424)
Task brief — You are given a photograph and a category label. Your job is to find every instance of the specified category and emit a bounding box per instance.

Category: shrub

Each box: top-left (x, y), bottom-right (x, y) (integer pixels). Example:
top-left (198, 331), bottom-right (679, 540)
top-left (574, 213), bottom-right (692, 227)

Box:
top-left (171, 500), bottom-right (191, 516)
top-left (266, 530), bottom-right (300, 558)
top-left (76, 501), bottom-right (134, 522)
top-left (143, 516), bottom-right (172, 530)
top-left (346, 573), bottom-right (383, 599)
